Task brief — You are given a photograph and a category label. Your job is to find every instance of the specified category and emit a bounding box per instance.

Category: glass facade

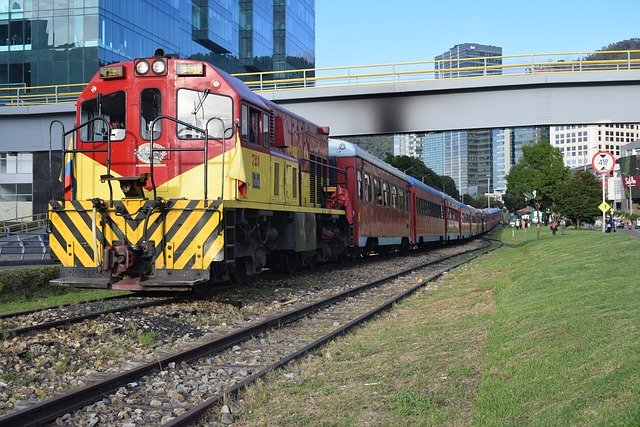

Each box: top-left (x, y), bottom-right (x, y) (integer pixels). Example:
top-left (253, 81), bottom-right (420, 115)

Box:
top-left (435, 43), bottom-right (502, 79)
top-left (0, 0), bottom-right (315, 87)
top-left (492, 129), bottom-right (506, 192)
top-left (510, 126), bottom-right (549, 165)
top-left (423, 132), bottom-right (444, 175)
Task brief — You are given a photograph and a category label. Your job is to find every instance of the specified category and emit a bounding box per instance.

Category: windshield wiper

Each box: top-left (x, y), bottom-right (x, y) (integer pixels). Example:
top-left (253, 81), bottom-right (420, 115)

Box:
top-left (191, 89), bottom-right (210, 115)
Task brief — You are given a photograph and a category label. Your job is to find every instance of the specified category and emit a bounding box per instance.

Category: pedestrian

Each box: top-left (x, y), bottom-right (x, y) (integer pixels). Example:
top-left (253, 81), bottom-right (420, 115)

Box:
top-left (536, 222), bottom-right (541, 239)
top-left (560, 217), bottom-right (566, 235)
top-left (550, 219), bottom-right (558, 235)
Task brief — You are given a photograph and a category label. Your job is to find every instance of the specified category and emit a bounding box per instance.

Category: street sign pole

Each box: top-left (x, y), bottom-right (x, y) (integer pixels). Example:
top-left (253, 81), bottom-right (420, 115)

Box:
top-left (591, 150), bottom-right (616, 233)
top-left (602, 174), bottom-right (606, 232)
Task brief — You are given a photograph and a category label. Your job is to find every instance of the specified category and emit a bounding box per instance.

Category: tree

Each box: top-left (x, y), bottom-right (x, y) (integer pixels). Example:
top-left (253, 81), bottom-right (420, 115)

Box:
top-left (554, 170), bottom-right (601, 228)
top-left (502, 192), bottom-right (527, 213)
top-left (505, 141), bottom-right (569, 211)
top-left (439, 175), bottom-right (460, 200)
top-left (585, 38), bottom-right (640, 62)
top-left (387, 155), bottom-right (444, 191)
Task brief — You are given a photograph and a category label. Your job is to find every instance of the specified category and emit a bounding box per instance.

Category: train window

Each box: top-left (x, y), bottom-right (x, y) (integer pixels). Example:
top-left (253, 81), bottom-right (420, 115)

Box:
top-left (241, 105), bottom-right (262, 144)
top-left (391, 186), bottom-right (397, 208)
top-left (241, 105), bottom-right (248, 139)
top-left (176, 88), bottom-right (232, 140)
top-left (373, 177), bottom-right (382, 205)
top-left (364, 173), bottom-right (371, 203)
top-left (382, 181), bottom-right (389, 207)
top-left (80, 91), bottom-right (126, 142)
top-left (140, 88), bottom-right (161, 140)
top-left (262, 112), bottom-right (270, 147)
top-left (356, 170), bottom-right (363, 201)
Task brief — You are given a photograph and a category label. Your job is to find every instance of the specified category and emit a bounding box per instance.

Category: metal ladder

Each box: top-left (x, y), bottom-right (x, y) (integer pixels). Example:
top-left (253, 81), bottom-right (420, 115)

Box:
top-left (224, 208), bottom-right (236, 264)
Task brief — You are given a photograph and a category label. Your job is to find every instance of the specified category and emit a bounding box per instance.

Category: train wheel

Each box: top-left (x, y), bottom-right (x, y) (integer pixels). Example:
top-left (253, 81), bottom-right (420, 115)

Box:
top-left (279, 251), bottom-right (297, 274)
top-left (229, 258), bottom-right (248, 285)
top-left (306, 251), bottom-right (318, 270)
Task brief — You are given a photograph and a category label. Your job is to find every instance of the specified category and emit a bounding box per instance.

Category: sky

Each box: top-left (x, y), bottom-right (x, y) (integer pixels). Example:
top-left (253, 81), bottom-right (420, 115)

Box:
top-left (315, 0), bottom-right (640, 68)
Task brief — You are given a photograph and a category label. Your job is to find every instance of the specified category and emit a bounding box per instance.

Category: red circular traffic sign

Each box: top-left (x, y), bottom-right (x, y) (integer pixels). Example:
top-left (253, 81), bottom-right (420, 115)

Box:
top-left (591, 150), bottom-right (616, 174)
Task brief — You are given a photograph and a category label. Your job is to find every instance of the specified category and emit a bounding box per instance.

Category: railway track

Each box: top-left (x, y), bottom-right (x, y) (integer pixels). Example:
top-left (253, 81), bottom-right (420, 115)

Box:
top-left (0, 238), bottom-right (501, 426)
top-left (0, 296), bottom-right (187, 337)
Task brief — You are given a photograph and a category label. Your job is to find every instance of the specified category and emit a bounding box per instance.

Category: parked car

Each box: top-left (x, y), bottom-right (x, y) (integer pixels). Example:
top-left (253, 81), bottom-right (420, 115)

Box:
top-left (582, 222), bottom-right (595, 230)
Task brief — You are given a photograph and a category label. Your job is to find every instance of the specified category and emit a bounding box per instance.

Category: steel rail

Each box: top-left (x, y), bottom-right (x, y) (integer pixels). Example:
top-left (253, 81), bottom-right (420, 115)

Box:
top-left (0, 293), bottom-right (132, 320)
top-left (0, 296), bottom-right (185, 338)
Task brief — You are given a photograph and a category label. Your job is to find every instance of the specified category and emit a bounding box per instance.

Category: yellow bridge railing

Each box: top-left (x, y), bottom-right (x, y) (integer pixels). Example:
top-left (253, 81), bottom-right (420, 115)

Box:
top-left (1, 50), bottom-right (639, 106)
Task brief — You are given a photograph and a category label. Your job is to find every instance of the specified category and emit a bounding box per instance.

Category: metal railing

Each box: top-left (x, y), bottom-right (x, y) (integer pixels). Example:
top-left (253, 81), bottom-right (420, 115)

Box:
top-left (0, 82), bottom-right (84, 106)
top-left (0, 212), bottom-right (48, 238)
top-left (1, 50), bottom-right (639, 106)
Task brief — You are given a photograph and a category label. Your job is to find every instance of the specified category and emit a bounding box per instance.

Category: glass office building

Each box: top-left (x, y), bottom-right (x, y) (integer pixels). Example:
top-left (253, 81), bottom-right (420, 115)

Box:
top-left (0, 0), bottom-right (314, 220)
top-left (435, 43), bottom-right (502, 79)
top-left (0, 0), bottom-right (315, 87)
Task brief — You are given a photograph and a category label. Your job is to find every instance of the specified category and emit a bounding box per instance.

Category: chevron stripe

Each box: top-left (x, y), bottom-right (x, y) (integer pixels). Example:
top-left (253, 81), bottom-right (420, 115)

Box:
top-left (49, 198), bottom-right (225, 271)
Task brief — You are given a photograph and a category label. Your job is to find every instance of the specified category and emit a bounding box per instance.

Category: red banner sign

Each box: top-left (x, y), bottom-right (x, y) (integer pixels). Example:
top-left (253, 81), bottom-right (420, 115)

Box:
top-left (622, 175), bottom-right (638, 188)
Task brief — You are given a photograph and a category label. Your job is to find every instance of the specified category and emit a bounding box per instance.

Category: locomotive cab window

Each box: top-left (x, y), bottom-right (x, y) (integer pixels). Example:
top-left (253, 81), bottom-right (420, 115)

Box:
top-left (80, 91), bottom-right (126, 142)
top-left (176, 88), bottom-right (232, 140)
top-left (140, 88), bottom-right (162, 140)
top-left (356, 170), bottom-right (363, 201)
top-left (241, 105), bottom-right (262, 145)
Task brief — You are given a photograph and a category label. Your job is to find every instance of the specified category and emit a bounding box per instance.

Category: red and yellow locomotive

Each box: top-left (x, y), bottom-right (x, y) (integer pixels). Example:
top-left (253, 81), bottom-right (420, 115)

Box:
top-left (49, 50), bottom-right (351, 291)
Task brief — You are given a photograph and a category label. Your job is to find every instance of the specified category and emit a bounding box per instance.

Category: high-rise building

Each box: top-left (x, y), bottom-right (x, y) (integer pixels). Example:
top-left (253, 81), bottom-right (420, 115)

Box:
top-left (550, 124), bottom-right (640, 169)
top-left (0, 0), bottom-right (315, 87)
top-left (435, 43), bottom-right (502, 79)
top-left (394, 133), bottom-right (424, 158)
top-left (492, 129), bottom-right (507, 193)
top-left (417, 44), bottom-right (503, 196)
top-left (423, 132), bottom-right (444, 175)
top-left (0, 0), bottom-right (315, 220)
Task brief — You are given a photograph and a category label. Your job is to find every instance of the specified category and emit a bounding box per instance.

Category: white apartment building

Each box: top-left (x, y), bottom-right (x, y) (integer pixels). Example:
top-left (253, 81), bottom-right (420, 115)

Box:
top-left (551, 124), bottom-right (640, 168)
top-left (393, 133), bottom-right (424, 158)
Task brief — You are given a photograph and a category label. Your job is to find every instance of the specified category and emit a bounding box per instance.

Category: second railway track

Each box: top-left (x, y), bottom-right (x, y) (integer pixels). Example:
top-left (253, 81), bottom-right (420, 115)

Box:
top-left (0, 238), bottom-right (501, 426)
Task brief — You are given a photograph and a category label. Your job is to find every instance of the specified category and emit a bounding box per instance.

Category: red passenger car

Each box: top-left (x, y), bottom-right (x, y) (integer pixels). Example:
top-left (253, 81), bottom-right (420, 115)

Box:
top-left (329, 139), bottom-right (413, 253)
top-left (406, 176), bottom-right (446, 245)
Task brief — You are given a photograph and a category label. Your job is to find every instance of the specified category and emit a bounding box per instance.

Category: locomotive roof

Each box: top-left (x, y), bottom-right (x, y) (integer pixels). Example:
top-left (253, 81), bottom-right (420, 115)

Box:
top-left (218, 65), bottom-right (320, 126)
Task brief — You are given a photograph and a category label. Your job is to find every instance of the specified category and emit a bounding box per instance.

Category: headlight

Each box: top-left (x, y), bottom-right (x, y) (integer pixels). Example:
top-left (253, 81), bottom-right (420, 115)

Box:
top-left (135, 60), bottom-right (150, 75)
top-left (152, 59), bottom-right (167, 75)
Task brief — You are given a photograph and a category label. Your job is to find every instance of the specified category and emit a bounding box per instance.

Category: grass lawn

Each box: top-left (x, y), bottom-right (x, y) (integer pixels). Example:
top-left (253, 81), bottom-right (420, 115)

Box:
top-left (0, 265), bottom-right (127, 313)
top-left (234, 227), bottom-right (640, 426)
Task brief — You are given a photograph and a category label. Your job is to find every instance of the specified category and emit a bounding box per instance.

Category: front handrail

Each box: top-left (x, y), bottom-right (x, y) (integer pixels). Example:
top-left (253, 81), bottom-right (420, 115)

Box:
top-left (49, 117), bottom-right (113, 204)
top-left (148, 116), bottom-right (226, 202)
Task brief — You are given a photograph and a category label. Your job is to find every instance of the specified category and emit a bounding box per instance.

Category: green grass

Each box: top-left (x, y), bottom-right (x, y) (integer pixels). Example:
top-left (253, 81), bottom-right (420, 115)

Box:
top-left (0, 265), bottom-right (128, 313)
top-left (235, 227), bottom-right (640, 426)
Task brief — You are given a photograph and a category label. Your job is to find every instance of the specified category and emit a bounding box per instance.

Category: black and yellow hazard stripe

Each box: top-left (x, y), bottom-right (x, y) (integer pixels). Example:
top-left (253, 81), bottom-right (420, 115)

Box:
top-left (49, 199), bottom-right (225, 271)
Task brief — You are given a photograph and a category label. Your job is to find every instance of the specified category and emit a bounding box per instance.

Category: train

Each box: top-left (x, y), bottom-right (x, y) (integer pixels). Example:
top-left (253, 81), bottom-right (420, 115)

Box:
top-left (48, 49), bottom-right (501, 292)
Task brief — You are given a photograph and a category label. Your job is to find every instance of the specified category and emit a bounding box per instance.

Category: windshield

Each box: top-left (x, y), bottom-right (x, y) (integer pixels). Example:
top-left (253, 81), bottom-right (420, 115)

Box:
top-left (80, 91), bottom-right (126, 142)
top-left (176, 88), bottom-right (233, 140)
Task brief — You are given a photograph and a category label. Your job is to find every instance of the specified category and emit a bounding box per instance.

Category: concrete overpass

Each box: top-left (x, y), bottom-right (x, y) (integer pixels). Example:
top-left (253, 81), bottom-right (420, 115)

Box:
top-left (1, 67), bottom-right (640, 151)
top-left (257, 70), bottom-right (640, 137)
